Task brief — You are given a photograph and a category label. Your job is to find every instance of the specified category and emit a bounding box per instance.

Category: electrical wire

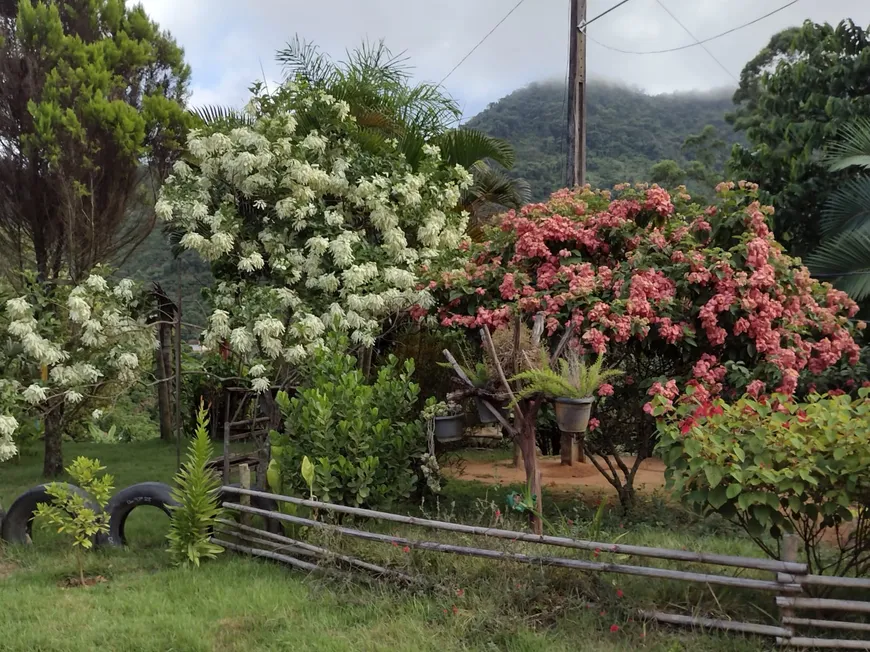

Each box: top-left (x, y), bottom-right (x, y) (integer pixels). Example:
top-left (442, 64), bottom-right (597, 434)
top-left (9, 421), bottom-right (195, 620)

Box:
top-left (581, 0), bottom-right (635, 30)
top-left (653, 0), bottom-right (739, 83)
top-left (439, 0), bottom-right (528, 85)
top-left (587, 0), bottom-right (800, 55)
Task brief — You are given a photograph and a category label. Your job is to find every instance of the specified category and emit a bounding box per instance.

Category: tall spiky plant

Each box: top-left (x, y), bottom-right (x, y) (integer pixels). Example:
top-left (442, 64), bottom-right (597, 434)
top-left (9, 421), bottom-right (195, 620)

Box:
top-left (509, 352), bottom-right (622, 404)
top-left (167, 401), bottom-right (223, 567)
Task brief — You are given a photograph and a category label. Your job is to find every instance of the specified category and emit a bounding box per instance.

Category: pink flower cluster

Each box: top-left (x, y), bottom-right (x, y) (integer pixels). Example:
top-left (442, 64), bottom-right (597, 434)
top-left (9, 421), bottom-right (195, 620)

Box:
top-left (427, 184), bottom-right (861, 409)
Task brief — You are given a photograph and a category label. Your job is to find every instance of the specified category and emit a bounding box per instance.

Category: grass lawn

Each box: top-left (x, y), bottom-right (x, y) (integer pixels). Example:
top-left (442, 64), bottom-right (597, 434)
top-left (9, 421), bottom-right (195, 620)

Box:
top-left (0, 441), bottom-right (777, 651)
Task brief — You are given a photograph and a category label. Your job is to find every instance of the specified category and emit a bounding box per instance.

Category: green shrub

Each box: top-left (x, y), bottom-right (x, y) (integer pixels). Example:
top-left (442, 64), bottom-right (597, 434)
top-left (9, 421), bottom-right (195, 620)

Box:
top-left (654, 389), bottom-right (870, 578)
top-left (34, 457), bottom-right (113, 584)
top-left (270, 338), bottom-right (425, 508)
top-left (167, 401), bottom-right (224, 567)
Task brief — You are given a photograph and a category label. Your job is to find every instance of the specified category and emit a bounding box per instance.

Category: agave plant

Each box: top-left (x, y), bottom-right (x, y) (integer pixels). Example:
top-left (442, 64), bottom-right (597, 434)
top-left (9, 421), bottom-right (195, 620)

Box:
top-left (806, 118), bottom-right (870, 299)
top-left (509, 352), bottom-right (622, 404)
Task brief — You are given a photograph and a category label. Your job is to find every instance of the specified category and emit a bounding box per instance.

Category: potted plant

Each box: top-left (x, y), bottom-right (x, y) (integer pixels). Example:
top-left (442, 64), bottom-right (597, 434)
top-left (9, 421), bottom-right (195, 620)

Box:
top-left (442, 360), bottom-right (506, 424)
top-left (422, 400), bottom-right (465, 443)
top-left (510, 353), bottom-right (621, 433)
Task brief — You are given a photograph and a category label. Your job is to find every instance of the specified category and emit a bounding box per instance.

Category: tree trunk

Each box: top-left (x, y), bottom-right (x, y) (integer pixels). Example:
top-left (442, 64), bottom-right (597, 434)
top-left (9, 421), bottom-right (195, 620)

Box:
top-left (155, 322), bottom-right (174, 441)
top-left (43, 402), bottom-right (64, 478)
top-left (516, 398), bottom-right (543, 534)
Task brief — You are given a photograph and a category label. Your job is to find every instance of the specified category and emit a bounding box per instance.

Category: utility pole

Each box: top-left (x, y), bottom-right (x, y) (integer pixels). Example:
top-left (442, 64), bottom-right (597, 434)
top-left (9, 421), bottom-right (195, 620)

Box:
top-left (566, 0), bottom-right (587, 188)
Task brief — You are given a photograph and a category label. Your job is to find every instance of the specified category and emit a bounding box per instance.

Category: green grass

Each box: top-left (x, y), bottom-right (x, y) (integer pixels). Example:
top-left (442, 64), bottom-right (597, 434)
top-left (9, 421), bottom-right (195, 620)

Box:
top-left (0, 441), bottom-right (777, 651)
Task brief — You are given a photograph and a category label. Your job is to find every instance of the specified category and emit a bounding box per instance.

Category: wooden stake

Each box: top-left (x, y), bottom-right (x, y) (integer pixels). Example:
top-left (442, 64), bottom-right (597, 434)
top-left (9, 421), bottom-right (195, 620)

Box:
top-left (239, 463), bottom-right (251, 527)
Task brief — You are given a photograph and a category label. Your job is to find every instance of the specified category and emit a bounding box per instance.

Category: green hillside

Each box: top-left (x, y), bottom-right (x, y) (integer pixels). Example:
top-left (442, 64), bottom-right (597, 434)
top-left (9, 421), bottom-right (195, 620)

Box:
top-left (465, 80), bottom-right (740, 200)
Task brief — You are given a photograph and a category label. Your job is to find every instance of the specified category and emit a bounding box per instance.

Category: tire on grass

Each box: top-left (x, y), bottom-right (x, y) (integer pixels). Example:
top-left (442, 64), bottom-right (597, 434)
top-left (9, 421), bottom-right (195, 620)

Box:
top-left (0, 483), bottom-right (100, 544)
top-left (104, 481), bottom-right (179, 547)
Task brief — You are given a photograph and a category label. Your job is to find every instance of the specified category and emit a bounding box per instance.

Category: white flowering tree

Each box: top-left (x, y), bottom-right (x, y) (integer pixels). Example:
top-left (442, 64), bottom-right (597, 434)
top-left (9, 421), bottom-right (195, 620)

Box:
top-left (0, 271), bottom-right (152, 476)
top-left (157, 78), bottom-right (473, 398)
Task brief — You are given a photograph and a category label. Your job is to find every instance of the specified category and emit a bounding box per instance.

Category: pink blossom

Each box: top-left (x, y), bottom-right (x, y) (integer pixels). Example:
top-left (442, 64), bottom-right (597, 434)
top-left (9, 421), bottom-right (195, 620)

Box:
top-left (598, 384), bottom-right (614, 397)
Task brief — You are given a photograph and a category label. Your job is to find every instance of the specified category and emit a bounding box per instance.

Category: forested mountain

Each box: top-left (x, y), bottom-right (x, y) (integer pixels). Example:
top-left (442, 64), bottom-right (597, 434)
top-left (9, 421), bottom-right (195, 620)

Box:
top-left (465, 80), bottom-right (741, 200)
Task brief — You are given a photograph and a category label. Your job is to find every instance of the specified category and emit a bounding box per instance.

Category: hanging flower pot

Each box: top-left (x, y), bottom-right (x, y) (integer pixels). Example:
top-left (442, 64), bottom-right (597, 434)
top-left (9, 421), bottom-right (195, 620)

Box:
top-left (475, 397), bottom-right (507, 424)
top-left (553, 397), bottom-right (594, 433)
top-left (433, 415), bottom-right (465, 442)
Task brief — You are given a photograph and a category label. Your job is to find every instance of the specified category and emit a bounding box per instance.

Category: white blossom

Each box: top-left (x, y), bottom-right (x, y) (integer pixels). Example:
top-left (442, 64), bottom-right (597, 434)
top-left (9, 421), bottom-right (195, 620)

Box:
top-left (6, 297), bottom-right (30, 320)
top-left (23, 384), bottom-right (47, 405)
top-left (230, 327), bottom-right (255, 354)
top-left (251, 377), bottom-right (270, 393)
top-left (84, 275), bottom-right (109, 293)
top-left (0, 414), bottom-right (19, 437)
top-left (65, 390), bottom-right (84, 405)
top-left (248, 364), bottom-right (266, 378)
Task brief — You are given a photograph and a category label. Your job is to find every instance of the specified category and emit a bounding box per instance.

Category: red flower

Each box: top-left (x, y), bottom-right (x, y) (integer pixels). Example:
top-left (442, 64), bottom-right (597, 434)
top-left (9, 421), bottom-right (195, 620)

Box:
top-left (593, 548), bottom-right (601, 558)
top-left (616, 589), bottom-right (624, 598)
top-left (452, 605), bottom-right (458, 615)
top-left (610, 624), bottom-right (620, 633)
top-left (402, 546), bottom-right (410, 553)
top-left (391, 541), bottom-right (398, 547)
top-left (456, 589), bottom-right (464, 597)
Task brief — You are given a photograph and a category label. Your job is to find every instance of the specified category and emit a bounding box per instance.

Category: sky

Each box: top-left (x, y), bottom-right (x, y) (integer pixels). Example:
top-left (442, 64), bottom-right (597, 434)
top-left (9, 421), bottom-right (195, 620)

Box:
top-left (138, 0), bottom-right (870, 120)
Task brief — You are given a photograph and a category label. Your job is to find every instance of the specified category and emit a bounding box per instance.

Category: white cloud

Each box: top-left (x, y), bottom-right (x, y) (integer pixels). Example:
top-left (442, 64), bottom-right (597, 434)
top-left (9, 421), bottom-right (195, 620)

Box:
top-left (138, 0), bottom-right (870, 116)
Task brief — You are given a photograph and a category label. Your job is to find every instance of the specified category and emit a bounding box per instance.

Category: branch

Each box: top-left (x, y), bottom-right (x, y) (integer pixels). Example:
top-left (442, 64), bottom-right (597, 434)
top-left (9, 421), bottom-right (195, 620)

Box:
top-left (480, 326), bottom-right (524, 423)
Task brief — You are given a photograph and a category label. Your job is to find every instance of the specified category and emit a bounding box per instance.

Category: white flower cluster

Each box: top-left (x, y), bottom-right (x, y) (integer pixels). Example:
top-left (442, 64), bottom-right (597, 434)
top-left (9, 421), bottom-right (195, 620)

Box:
top-left (157, 81), bottom-right (471, 385)
top-left (0, 272), bottom-right (151, 460)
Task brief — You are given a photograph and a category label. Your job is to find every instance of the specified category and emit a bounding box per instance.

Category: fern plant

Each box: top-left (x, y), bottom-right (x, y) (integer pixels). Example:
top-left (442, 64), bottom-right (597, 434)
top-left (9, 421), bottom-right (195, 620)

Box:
top-left (167, 400), bottom-right (224, 567)
top-left (510, 352), bottom-right (622, 404)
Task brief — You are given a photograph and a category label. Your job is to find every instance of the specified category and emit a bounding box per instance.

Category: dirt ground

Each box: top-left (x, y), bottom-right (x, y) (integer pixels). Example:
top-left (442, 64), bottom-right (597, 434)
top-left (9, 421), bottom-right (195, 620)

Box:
top-left (449, 455), bottom-right (667, 496)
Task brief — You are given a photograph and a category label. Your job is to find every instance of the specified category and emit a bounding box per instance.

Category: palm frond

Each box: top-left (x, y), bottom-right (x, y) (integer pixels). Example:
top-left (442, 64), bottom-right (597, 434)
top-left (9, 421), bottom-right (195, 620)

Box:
top-left (436, 129), bottom-right (515, 169)
top-left (191, 105), bottom-right (252, 128)
top-left (825, 118), bottom-right (870, 172)
top-left (277, 35), bottom-right (337, 85)
top-left (806, 224), bottom-right (870, 300)
top-left (821, 176), bottom-right (870, 235)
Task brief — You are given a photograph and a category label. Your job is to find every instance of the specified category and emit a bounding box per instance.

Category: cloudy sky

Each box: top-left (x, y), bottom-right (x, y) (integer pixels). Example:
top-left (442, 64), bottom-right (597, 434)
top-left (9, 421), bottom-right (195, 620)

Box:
top-left (138, 0), bottom-right (869, 119)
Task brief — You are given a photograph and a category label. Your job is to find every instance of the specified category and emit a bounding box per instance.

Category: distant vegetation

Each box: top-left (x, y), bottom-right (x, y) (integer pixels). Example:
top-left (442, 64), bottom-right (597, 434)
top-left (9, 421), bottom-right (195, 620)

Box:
top-left (465, 80), bottom-right (741, 200)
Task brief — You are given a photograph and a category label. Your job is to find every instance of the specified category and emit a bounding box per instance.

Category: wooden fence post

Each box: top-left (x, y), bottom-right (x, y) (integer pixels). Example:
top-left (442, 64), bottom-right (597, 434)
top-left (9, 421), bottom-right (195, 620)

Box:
top-left (239, 463), bottom-right (251, 527)
top-left (778, 533), bottom-right (800, 643)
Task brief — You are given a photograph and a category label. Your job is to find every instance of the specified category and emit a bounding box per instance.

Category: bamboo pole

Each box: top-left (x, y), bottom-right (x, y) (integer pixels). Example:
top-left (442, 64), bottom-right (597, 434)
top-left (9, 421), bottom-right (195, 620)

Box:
top-left (783, 617), bottom-right (870, 633)
top-left (778, 533), bottom-right (799, 641)
top-left (214, 527), bottom-right (312, 558)
top-left (798, 575), bottom-right (870, 590)
top-left (239, 464), bottom-right (251, 527)
top-left (222, 502), bottom-right (799, 593)
top-left (776, 637), bottom-right (870, 649)
top-left (216, 519), bottom-right (417, 583)
top-left (638, 610), bottom-right (791, 637)
top-left (220, 486), bottom-right (806, 574)
top-left (211, 537), bottom-right (322, 573)
top-left (480, 326), bottom-right (522, 419)
top-left (777, 597), bottom-right (870, 614)
top-left (222, 399), bottom-right (231, 485)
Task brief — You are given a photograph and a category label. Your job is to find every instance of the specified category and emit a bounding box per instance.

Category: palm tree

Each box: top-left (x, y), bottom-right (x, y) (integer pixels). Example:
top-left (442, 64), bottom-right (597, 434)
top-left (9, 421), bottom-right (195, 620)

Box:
top-left (806, 119), bottom-right (870, 299)
top-left (192, 38), bottom-right (530, 228)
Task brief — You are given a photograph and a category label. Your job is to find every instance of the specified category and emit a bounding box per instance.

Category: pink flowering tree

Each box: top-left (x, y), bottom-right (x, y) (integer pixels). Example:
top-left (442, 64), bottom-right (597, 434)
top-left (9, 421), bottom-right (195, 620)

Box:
top-left (422, 182), bottom-right (861, 507)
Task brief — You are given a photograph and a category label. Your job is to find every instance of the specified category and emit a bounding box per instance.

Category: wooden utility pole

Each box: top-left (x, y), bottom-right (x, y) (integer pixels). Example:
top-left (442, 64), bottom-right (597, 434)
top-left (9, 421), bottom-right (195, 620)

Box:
top-left (566, 0), bottom-right (587, 188)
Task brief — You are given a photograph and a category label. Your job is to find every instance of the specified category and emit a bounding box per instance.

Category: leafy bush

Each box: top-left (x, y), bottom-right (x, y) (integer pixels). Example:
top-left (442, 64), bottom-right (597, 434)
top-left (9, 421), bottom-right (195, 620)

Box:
top-left (270, 339), bottom-right (425, 508)
top-left (654, 389), bottom-right (870, 578)
top-left (34, 457), bottom-right (113, 584)
top-left (167, 402), bottom-right (224, 567)
top-left (425, 183), bottom-right (862, 506)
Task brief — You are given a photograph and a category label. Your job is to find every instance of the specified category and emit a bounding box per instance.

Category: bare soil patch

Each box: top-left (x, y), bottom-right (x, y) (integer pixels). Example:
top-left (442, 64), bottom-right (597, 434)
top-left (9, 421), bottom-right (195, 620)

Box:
top-left (449, 456), bottom-right (667, 496)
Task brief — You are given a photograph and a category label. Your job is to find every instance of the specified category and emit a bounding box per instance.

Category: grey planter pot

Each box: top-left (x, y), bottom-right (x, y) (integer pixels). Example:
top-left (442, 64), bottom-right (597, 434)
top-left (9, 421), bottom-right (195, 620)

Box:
top-left (553, 397), bottom-right (594, 433)
top-left (475, 397), bottom-right (507, 424)
top-left (434, 415), bottom-right (465, 442)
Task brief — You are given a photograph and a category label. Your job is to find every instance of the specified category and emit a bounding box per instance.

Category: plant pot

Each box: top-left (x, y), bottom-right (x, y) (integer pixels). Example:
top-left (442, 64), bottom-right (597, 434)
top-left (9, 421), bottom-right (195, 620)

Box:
top-left (434, 415), bottom-right (465, 443)
top-left (553, 397), bottom-right (594, 433)
top-left (475, 397), bottom-right (507, 424)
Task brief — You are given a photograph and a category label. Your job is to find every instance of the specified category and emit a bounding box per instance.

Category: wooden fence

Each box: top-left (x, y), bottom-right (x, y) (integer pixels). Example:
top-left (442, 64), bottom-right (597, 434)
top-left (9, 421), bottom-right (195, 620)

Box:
top-left (214, 485), bottom-right (870, 649)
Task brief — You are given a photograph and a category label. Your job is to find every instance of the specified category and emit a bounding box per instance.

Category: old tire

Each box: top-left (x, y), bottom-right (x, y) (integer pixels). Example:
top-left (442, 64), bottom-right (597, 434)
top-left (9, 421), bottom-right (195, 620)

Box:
top-left (0, 483), bottom-right (100, 544)
top-left (104, 482), bottom-right (179, 547)
top-left (220, 484), bottom-right (283, 534)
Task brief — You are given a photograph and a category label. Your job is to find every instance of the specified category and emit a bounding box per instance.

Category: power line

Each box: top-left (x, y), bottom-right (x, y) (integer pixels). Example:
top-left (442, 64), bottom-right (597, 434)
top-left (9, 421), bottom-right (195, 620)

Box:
top-left (580, 0), bottom-right (634, 30)
top-left (653, 0), bottom-right (739, 83)
top-left (588, 0), bottom-right (800, 55)
top-left (439, 0), bottom-right (528, 85)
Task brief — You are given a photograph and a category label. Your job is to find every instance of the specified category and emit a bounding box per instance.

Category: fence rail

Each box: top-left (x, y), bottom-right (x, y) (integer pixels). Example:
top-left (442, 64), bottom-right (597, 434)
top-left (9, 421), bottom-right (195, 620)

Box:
top-left (215, 485), bottom-right (870, 648)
